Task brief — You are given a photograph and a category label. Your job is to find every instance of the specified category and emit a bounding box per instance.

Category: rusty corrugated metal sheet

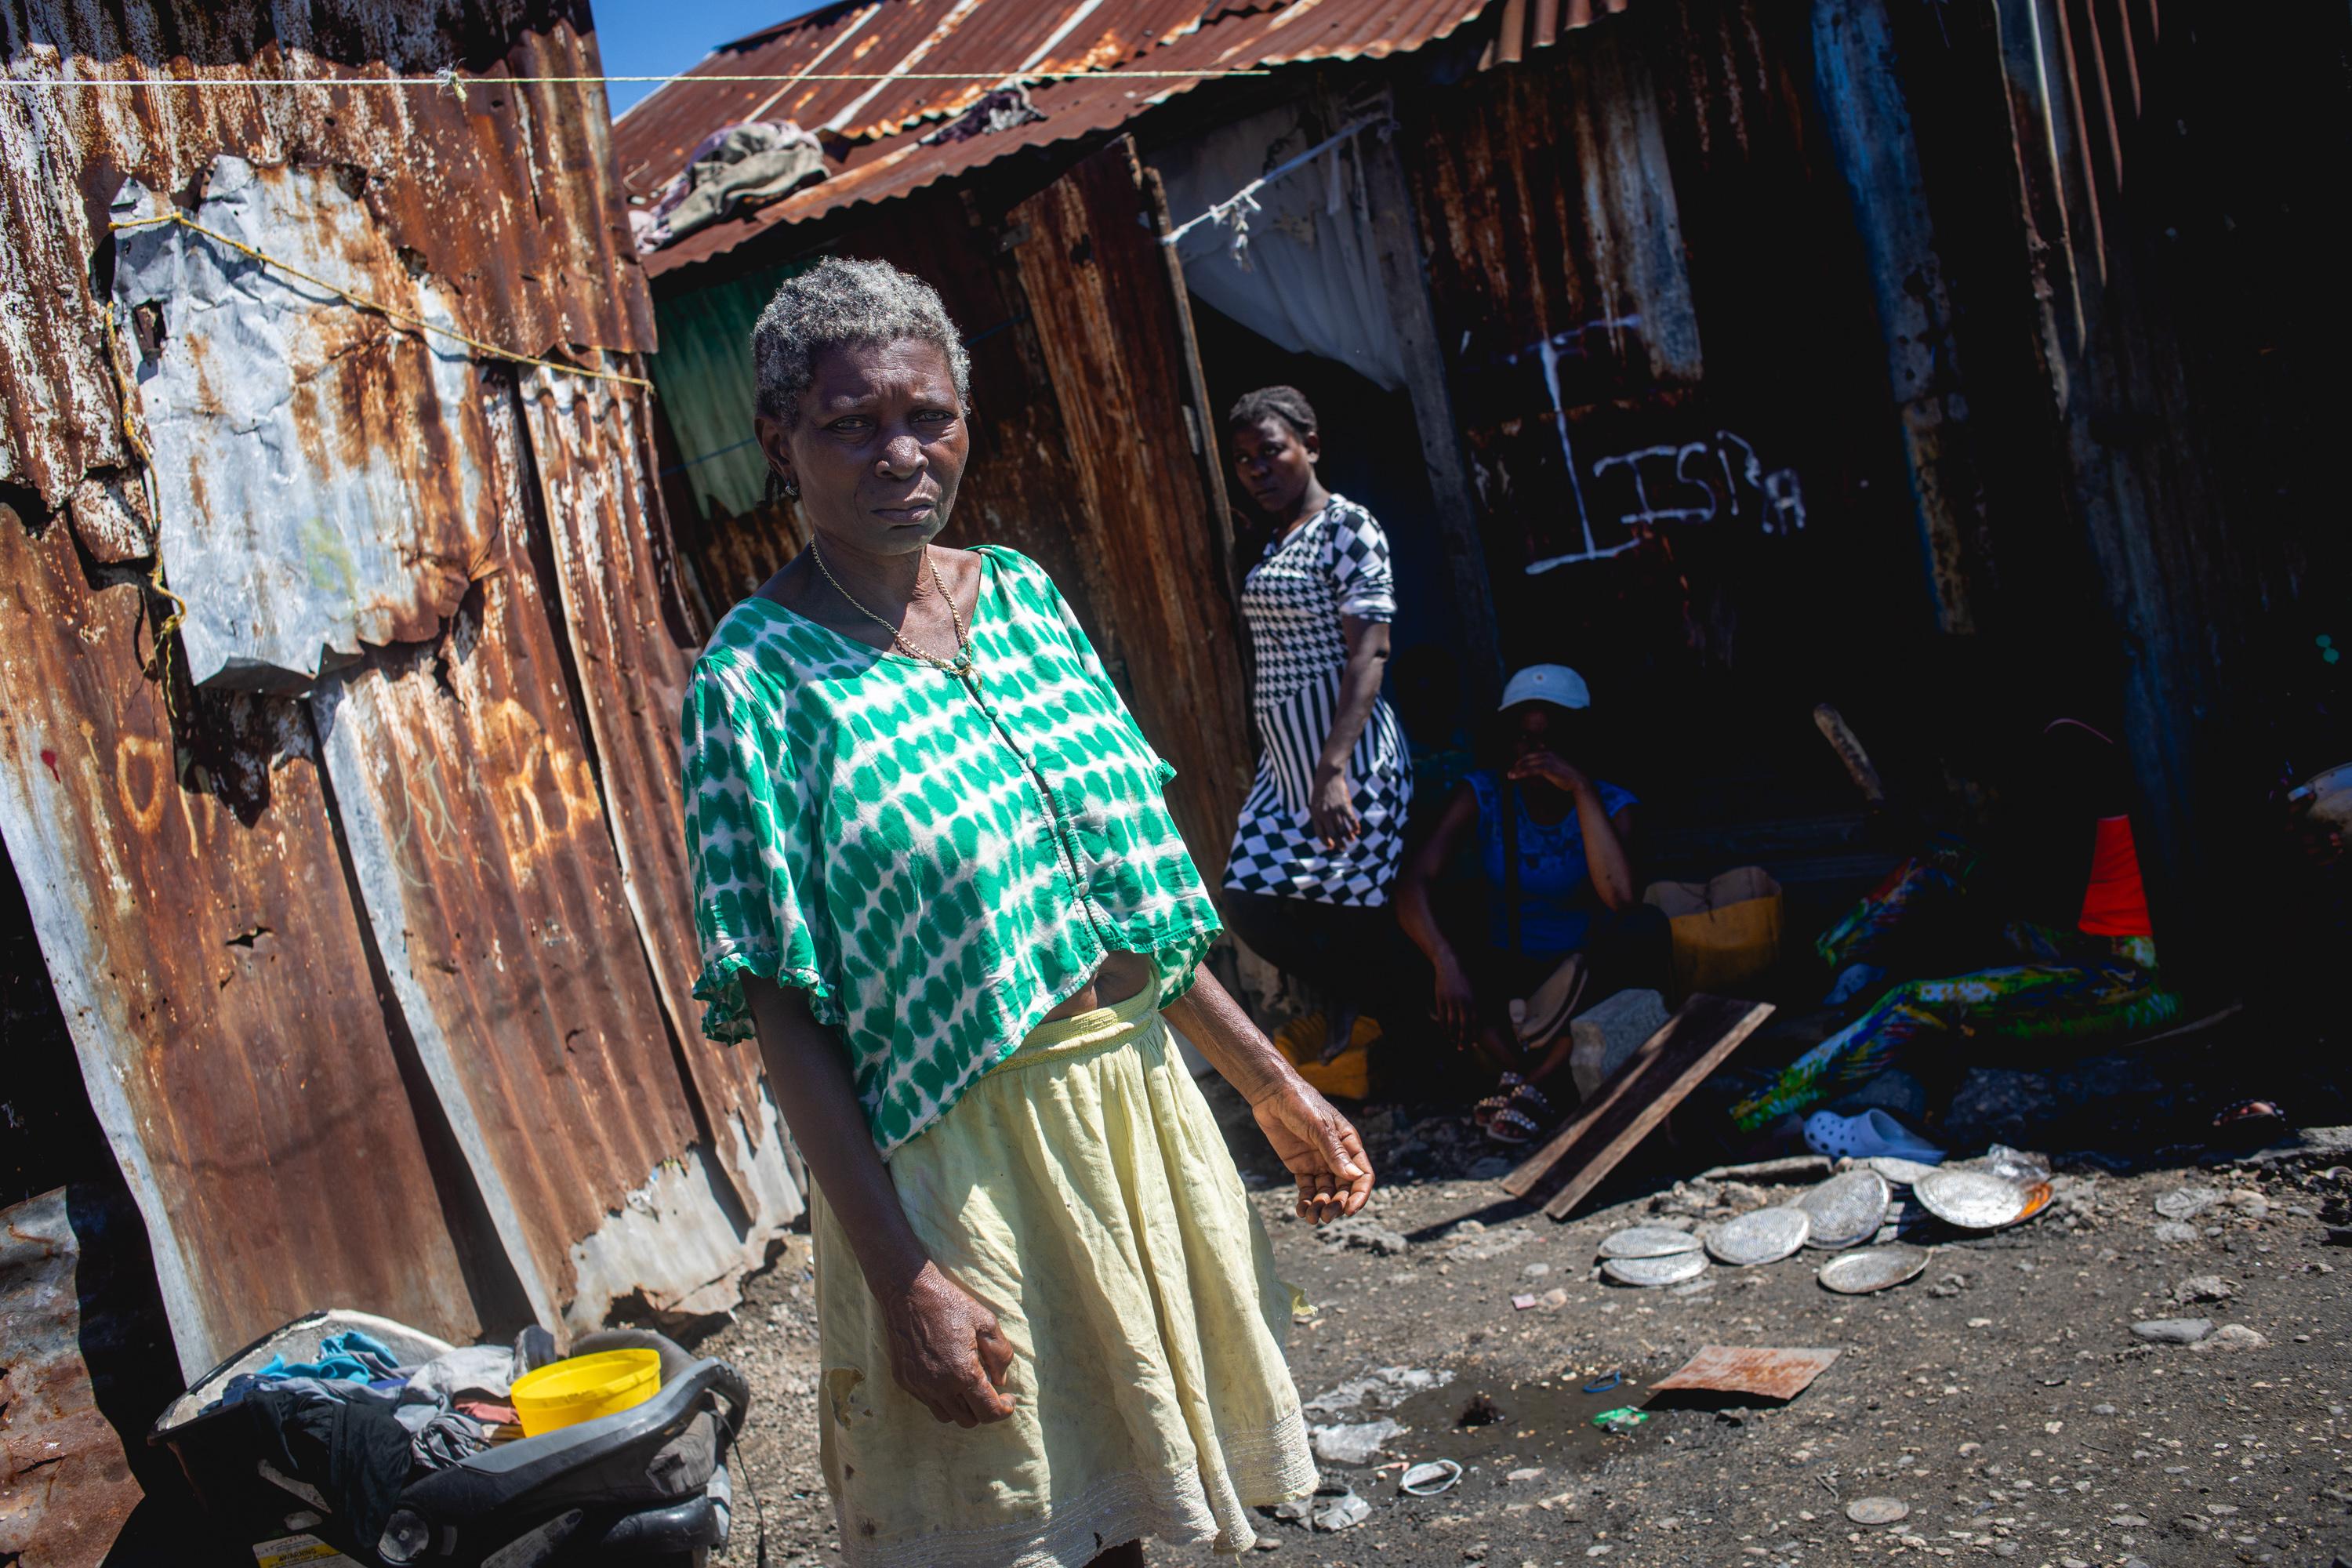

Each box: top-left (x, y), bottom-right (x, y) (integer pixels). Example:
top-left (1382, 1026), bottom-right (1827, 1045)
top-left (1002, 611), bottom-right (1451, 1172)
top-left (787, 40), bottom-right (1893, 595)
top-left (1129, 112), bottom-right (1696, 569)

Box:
top-left (0, 0), bottom-right (653, 510)
top-left (0, 509), bottom-right (483, 1379)
top-left (110, 157), bottom-right (501, 690)
top-left (0, 1189), bottom-right (145, 1568)
top-left (307, 387), bottom-right (779, 1335)
top-left (514, 361), bottom-right (796, 1221)
top-left (1007, 138), bottom-right (1254, 875)
top-left (618, 0), bottom-right (1504, 276)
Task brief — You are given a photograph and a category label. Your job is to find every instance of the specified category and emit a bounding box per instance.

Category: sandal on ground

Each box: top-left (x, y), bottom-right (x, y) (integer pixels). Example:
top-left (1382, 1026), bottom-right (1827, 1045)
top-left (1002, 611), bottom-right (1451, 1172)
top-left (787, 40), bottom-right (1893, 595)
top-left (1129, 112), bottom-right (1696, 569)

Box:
top-left (1488, 1084), bottom-right (1558, 1146)
top-left (1473, 1072), bottom-right (1526, 1128)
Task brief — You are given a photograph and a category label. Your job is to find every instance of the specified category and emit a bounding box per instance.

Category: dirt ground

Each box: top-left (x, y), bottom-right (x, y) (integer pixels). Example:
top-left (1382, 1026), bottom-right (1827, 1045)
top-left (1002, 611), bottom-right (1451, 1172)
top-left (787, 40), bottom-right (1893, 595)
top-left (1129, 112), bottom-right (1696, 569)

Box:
top-left (701, 1052), bottom-right (2352, 1568)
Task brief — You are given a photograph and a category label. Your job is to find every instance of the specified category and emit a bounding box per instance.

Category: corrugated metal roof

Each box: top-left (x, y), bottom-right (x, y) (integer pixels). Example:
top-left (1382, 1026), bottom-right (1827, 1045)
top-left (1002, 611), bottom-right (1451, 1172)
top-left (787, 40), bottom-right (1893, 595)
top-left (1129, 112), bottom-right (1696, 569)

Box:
top-left (617, 0), bottom-right (1509, 275)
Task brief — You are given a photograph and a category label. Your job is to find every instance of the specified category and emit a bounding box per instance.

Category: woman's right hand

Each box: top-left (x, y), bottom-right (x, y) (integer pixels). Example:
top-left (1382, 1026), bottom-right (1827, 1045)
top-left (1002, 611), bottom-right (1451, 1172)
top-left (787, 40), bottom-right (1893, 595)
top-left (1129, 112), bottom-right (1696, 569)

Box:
top-left (880, 1260), bottom-right (1016, 1428)
top-left (1432, 950), bottom-right (1476, 1047)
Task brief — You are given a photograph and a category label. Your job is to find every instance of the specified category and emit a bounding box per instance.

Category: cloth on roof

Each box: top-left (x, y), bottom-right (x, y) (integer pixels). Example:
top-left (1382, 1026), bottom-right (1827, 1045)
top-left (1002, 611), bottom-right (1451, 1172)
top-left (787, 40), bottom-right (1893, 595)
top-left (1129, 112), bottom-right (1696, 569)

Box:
top-left (634, 121), bottom-right (826, 253)
top-left (920, 85), bottom-right (1047, 146)
top-left (1157, 103), bottom-right (1407, 390)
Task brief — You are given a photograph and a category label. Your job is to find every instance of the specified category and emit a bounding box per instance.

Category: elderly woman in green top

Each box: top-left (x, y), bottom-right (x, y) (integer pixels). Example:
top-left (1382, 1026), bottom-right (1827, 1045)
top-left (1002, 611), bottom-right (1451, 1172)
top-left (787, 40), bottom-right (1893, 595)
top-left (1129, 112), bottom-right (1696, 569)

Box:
top-left (681, 258), bottom-right (1371, 1568)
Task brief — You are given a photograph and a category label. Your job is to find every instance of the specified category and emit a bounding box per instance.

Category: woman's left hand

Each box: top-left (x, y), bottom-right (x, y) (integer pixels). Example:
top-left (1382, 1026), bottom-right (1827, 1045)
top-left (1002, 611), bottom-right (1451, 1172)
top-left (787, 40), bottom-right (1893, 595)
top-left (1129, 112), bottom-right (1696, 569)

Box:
top-left (1251, 1079), bottom-right (1375, 1223)
top-left (1309, 767), bottom-right (1362, 848)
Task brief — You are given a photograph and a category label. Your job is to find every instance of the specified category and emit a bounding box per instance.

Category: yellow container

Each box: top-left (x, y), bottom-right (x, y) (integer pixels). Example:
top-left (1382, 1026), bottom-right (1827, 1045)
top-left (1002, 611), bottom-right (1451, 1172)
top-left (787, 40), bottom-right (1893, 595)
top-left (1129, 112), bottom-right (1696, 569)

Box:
top-left (509, 1348), bottom-right (662, 1437)
top-left (1272, 1012), bottom-right (1380, 1101)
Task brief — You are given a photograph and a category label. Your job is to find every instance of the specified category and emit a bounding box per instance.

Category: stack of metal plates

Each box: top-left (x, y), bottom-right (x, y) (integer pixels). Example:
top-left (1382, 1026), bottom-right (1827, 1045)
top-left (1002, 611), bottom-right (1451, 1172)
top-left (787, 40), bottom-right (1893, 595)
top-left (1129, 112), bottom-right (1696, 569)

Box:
top-left (1797, 1168), bottom-right (1891, 1250)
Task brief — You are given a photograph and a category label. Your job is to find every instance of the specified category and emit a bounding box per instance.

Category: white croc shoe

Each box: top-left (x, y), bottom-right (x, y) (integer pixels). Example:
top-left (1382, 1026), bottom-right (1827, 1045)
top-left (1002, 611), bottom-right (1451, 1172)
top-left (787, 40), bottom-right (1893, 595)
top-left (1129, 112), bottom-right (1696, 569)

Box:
top-left (1803, 1108), bottom-right (1946, 1165)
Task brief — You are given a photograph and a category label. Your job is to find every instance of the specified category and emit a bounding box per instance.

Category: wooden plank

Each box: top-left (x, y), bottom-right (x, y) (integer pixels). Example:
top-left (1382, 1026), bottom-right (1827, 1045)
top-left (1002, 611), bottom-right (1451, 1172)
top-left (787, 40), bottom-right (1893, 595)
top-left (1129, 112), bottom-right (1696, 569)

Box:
top-left (1498, 993), bottom-right (1774, 1218)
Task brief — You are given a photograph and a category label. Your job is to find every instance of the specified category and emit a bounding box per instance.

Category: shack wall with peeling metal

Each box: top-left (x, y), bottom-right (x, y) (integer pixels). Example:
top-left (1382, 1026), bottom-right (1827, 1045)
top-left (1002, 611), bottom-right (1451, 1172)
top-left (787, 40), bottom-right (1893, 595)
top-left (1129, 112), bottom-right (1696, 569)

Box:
top-left (516, 359), bottom-right (790, 1216)
top-left (1, 0), bottom-right (804, 1400)
top-left (1403, 0), bottom-right (1931, 698)
top-left (1, 0), bottom-right (653, 509)
top-left (0, 510), bottom-right (484, 1377)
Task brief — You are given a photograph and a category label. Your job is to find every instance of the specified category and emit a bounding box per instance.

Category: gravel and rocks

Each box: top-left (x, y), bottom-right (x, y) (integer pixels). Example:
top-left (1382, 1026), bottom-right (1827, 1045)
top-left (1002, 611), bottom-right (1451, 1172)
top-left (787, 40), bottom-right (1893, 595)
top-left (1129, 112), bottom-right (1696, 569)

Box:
top-left (697, 1097), bottom-right (2352, 1566)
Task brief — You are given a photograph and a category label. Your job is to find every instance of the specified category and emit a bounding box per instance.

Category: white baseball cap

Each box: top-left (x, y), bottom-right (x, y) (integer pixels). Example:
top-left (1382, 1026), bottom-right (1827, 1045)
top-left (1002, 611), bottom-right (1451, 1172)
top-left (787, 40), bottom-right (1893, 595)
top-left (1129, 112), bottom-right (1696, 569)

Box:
top-left (1498, 663), bottom-right (1591, 712)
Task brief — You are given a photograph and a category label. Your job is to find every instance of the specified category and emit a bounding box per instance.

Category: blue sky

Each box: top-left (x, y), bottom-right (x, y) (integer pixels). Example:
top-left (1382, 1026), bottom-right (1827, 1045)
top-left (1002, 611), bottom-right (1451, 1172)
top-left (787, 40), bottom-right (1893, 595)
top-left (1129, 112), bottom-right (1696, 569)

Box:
top-left (596, 0), bottom-right (834, 118)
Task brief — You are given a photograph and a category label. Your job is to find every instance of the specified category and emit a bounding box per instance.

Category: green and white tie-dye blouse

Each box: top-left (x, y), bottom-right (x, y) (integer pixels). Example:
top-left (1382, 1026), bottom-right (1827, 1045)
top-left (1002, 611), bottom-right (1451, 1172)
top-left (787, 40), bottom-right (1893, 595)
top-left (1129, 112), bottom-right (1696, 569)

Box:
top-left (681, 545), bottom-right (1223, 1156)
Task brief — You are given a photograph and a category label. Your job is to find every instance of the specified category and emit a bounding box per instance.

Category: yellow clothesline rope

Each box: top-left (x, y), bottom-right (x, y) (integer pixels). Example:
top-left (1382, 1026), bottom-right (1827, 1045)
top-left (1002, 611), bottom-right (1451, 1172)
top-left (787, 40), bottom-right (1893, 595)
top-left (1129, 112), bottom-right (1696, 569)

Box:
top-left (108, 211), bottom-right (652, 390)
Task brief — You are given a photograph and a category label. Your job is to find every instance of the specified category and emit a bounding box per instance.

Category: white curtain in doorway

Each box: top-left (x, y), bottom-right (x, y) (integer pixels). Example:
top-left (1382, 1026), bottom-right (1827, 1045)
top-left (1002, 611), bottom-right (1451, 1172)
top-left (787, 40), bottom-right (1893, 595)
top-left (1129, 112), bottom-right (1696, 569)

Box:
top-left (1155, 103), bottom-right (1409, 392)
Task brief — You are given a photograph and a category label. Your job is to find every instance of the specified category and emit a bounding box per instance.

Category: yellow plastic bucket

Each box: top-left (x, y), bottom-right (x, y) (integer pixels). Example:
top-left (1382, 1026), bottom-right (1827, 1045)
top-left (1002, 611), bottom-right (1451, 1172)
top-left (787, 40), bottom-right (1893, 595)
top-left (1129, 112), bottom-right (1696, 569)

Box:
top-left (509, 1348), bottom-right (662, 1438)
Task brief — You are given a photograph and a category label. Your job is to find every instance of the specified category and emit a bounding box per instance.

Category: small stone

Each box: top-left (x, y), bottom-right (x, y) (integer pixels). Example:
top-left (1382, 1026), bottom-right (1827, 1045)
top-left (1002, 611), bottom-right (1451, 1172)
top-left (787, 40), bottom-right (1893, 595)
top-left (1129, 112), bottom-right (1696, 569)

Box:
top-left (2153, 1221), bottom-right (2201, 1243)
top-left (2192, 1323), bottom-right (2269, 1353)
top-left (1967, 1317), bottom-right (1994, 1329)
top-left (1523, 1262), bottom-right (1553, 1278)
top-left (2131, 1317), bottom-right (2214, 1344)
top-left (1506, 1468), bottom-right (1547, 1483)
top-left (2155, 1187), bottom-right (2221, 1221)
top-left (2109, 1513), bottom-right (2151, 1526)
top-left (1845, 1497), bottom-right (1910, 1526)
top-left (1467, 1156), bottom-right (1513, 1181)
top-left (2174, 1273), bottom-right (2233, 1302)
top-left (2229, 1190), bottom-right (2270, 1218)
top-left (2092, 1403), bottom-right (2118, 1415)
top-left (1990, 1544), bottom-right (2018, 1559)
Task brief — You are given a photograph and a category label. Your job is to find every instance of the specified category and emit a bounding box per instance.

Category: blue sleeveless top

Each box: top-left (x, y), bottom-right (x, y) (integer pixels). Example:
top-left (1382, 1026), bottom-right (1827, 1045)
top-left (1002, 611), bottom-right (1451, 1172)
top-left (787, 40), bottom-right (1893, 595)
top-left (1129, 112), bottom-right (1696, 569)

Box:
top-left (1466, 769), bottom-right (1638, 956)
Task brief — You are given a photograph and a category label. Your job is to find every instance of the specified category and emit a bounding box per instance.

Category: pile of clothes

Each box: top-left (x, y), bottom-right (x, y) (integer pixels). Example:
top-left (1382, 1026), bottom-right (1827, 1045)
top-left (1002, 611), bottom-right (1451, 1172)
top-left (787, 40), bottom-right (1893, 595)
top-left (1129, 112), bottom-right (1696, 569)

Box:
top-left (201, 1327), bottom-right (555, 1546)
top-left (630, 121), bottom-right (826, 252)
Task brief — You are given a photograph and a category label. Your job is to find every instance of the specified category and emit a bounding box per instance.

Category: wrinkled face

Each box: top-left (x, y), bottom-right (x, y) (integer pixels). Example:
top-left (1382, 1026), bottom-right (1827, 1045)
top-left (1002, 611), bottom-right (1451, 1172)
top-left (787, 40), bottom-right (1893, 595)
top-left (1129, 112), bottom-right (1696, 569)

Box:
top-left (1230, 415), bottom-right (1319, 517)
top-left (756, 338), bottom-right (969, 554)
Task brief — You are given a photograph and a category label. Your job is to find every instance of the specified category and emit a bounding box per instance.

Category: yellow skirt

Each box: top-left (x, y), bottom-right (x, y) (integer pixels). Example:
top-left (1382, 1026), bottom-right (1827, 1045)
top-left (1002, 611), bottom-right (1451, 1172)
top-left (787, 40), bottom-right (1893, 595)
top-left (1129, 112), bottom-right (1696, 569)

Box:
top-left (809, 984), bottom-right (1316, 1567)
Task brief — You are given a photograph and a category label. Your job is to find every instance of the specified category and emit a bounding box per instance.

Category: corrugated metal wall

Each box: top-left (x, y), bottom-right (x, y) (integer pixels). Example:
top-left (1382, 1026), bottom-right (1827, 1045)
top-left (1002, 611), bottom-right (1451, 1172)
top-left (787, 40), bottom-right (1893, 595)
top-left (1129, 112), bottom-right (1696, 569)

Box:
top-left (0, 0), bottom-right (800, 1381)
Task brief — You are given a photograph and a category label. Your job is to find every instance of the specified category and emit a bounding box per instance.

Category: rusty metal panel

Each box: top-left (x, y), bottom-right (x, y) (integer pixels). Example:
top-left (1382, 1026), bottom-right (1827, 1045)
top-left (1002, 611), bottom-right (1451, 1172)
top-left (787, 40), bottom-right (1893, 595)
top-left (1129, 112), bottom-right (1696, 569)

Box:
top-left (110, 156), bottom-right (498, 690)
top-left (1649, 1344), bottom-right (1841, 1402)
top-left (617, 0), bottom-right (1502, 276)
top-left (513, 361), bottom-right (790, 1218)
top-left (1009, 138), bottom-right (1253, 878)
top-left (307, 387), bottom-right (772, 1332)
top-left (0, 1189), bottom-right (143, 1568)
top-left (0, 0), bottom-right (652, 508)
top-left (1402, 2), bottom-right (1926, 695)
top-left (0, 509), bottom-right (481, 1380)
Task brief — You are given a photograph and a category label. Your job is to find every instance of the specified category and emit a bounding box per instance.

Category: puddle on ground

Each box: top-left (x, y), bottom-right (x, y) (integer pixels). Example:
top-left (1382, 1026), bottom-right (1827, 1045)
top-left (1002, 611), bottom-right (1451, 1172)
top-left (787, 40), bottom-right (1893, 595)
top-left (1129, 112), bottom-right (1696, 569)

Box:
top-left (1377, 1367), bottom-right (1667, 1484)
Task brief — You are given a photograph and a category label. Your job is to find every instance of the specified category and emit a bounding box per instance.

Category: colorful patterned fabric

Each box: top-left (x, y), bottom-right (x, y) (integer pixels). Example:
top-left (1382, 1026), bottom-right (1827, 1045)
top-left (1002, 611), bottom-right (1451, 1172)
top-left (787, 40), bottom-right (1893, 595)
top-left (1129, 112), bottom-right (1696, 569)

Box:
top-left (1225, 495), bottom-right (1414, 906)
top-left (1814, 837), bottom-right (1978, 970)
top-left (1736, 920), bottom-right (2180, 1131)
top-left (681, 546), bottom-right (1221, 1156)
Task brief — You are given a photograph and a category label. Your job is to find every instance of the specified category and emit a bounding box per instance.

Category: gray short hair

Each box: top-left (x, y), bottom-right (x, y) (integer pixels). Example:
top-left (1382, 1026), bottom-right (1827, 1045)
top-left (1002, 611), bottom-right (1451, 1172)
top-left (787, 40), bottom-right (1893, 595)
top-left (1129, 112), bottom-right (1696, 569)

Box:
top-left (752, 256), bottom-right (971, 429)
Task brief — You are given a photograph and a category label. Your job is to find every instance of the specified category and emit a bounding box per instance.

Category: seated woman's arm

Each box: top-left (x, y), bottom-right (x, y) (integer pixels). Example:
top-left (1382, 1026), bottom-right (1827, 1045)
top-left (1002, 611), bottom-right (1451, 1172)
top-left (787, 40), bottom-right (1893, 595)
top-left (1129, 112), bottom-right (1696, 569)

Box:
top-left (742, 975), bottom-right (1015, 1429)
top-left (1508, 751), bottom-right (1639, 911)
top-left (1394, 782), bottom-right (1482, 1044)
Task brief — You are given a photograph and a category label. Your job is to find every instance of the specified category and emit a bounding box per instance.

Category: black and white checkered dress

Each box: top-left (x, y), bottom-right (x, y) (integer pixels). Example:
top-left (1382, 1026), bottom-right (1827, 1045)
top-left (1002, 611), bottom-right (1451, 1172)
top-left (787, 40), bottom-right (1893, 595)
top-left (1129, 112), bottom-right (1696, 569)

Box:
top-left (1224, 495), bottom-right (1414, 906)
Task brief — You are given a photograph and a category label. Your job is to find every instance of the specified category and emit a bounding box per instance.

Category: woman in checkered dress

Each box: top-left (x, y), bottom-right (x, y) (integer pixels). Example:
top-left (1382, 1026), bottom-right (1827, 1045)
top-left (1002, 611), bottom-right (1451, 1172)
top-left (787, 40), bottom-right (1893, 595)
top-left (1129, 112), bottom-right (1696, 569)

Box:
top-left (1221, 387), bottom-right (1415, 1058)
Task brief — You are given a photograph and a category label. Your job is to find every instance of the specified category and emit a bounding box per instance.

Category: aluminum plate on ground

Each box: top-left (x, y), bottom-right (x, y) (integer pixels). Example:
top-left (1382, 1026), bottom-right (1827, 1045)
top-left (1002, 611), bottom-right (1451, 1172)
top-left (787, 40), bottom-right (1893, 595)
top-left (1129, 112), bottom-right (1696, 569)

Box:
top-left (1597, 1225), bottom-right (1704, 1259)
top-left (1602, 1250), bottom-right (1711, 1287)
top-left (1913, 1168), bottom-right (2029, 1229)
top-left (1797, 1168), bottom-right (1890, 1250)
top-left (1818, 1243), bottom-right (1931, 1294)
top-left (1863, 1155), bottom-right (1942, 1186)
top-left (1705, 1206), bottom-right (1812, 1266)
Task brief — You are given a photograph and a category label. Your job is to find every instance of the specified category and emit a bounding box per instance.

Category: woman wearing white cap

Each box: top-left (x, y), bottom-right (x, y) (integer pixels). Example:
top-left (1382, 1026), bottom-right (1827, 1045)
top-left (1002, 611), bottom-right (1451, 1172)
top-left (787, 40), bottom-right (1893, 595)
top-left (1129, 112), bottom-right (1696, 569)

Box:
top-left (1394, 664), bottom-right (1666, 1142)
